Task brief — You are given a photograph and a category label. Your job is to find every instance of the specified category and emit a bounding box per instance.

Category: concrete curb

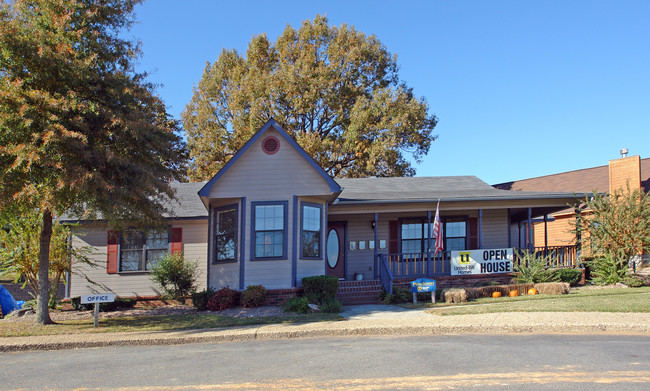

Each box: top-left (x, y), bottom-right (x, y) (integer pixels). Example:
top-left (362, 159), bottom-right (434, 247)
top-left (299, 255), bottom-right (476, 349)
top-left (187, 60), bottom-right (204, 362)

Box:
top-left (2, 311), bottom-right (650, 352)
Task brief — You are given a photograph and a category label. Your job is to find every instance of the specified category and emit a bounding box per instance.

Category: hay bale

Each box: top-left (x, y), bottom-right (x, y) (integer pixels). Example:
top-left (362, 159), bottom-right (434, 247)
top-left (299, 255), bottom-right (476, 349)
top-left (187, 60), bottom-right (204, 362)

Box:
top-left (443, 288), bottom-right (468, 303)
top-left (533, 282), bottom-right (570, 295)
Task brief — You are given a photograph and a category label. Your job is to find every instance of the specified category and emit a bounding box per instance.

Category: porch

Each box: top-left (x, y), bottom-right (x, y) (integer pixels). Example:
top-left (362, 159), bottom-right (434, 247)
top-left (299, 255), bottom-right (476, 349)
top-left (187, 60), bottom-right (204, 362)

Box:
top-left (375, 245), bottom-right (578, 294)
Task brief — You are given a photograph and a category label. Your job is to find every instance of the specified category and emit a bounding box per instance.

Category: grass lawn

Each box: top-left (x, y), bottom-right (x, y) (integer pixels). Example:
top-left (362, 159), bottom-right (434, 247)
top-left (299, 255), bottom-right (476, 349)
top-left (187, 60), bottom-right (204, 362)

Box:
top-left (0, 312), bottom-right (342, 338)
top-left (425, 286), bottom-right (650, 316)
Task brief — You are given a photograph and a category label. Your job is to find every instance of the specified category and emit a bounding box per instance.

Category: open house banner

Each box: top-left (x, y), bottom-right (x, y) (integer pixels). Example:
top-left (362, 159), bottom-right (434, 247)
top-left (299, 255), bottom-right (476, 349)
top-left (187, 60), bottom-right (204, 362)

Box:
top-left (450, 248), bottom-right (514, 276)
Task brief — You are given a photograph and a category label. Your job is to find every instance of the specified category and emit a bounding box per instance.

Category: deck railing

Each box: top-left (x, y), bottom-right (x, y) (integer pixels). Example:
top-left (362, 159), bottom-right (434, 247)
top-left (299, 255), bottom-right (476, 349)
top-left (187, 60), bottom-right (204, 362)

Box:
top-left (377, 254), bottom-right (394, 294)
top-left (515, 246), bottom-right (578, 268)
top-left (375, 246), bottom-right (578, 281)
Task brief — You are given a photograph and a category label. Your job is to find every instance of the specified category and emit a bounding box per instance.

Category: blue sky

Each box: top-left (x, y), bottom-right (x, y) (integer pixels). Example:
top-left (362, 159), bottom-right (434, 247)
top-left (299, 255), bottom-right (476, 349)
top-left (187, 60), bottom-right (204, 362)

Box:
top-left (129, 0), bottom-right (649, 184)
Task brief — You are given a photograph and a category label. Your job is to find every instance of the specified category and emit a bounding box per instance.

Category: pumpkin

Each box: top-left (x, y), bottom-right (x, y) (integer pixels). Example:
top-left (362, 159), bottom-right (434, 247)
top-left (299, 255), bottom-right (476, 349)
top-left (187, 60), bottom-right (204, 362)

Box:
top-left (528, 288), bottom-right (538, 295)
top-left (491, 291), bottom-right (502, 298)
top-left (509, 290), bottom-right (519, 297)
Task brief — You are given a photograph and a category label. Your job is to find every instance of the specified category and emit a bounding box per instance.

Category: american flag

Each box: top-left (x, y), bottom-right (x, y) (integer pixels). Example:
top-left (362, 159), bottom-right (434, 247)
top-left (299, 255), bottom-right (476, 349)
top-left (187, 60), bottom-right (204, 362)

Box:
top-left (432, 201), bottom-right (443, 256)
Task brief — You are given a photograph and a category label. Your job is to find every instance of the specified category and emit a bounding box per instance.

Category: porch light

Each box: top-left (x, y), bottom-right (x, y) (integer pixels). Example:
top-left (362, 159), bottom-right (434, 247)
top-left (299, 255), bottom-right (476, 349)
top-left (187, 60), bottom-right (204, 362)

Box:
top-left (370, 220), bottom-right (376, 230)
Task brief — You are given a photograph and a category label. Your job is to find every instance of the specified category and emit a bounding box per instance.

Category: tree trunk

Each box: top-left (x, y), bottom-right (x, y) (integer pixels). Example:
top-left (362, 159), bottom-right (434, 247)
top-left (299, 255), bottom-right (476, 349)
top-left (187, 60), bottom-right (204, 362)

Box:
top-left (35, 209), bottom-right (54, 325)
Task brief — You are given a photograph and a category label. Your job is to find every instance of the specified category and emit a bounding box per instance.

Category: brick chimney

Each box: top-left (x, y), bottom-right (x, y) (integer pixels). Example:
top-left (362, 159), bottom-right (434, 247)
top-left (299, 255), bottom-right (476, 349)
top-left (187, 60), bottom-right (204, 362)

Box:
top-left (609, 155), bottom-right (641, 193)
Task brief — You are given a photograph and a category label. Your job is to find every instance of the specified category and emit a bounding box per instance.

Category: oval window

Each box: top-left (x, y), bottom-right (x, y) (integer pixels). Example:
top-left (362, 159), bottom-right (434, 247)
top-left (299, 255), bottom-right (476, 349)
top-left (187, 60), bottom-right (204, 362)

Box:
top-left (326, 229), bottom-right (339, 268)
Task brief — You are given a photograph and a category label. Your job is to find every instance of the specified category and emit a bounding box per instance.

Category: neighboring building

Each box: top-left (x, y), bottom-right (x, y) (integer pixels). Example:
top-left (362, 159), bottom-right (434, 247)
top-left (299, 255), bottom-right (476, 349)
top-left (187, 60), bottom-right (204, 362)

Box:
top-left (494, 155), bottom-right (649, 251)
top-left (68, 120), bottom-right (584, 302)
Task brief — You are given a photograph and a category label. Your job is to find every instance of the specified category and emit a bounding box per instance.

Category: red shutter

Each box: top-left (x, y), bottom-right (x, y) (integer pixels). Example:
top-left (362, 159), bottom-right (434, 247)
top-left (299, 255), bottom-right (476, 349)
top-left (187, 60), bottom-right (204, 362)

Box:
top-left (388, 220), bottom-right (399, 254)
top-left (107, 230), bottom-right (119, 274)
top-left (468, 217), bottom-right (479, 250)
top-left (170, 228), bottom-right (183, 255)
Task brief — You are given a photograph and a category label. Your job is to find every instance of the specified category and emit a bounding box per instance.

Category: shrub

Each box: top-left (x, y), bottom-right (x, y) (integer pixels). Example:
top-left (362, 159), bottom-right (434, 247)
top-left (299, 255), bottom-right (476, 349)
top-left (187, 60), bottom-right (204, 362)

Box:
top-left (513, 250), bottom-right (558, 283)
top-left (190, 288), bottom-right (215, 311)
top-left (207, 287), bottom-right (238, 311)
top-left (588, 253), bottom-right (630, 285)
top-left (557, 268), bottom-right (583, 286)
top-left (379, 285), bottom-right (411, 304)
top-left (241, 285), bottom-right (267, 308)
top-left (149, 253), bottom-right (199, 300)
top-left (320, 297), bottom-right (343, 313)
top-left (302, 275), bottom-right (339, 304)
top-left (622, 275), bottom-right (644, 288)
top-left (284, 297), bottom-right (311, 314)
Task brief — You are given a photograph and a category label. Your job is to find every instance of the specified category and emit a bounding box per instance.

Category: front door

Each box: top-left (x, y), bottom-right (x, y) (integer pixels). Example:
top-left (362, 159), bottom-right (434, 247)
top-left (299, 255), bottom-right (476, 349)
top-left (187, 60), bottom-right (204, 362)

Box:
top-left (326, 222), bottom-right (346, 279)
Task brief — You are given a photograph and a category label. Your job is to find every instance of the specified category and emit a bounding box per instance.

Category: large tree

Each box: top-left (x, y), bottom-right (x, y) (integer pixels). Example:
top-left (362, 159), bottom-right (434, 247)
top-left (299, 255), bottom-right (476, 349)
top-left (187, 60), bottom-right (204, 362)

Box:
top-left (0, 0), bottom-right (186, 324)
top-left (183, 15), bottom-right (438, 180)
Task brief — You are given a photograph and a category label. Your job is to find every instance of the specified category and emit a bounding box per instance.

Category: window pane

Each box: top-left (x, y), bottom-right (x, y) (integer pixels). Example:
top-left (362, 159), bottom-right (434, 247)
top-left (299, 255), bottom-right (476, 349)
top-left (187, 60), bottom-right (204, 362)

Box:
top-left (446, 221), bottom-right (466, 237)
top-left (146, 231), bottom-right (168, 249)
top-left (122, 231), bottom-right (145, 250)
top-left (216, 208), bottom-right (237, 262)
top-left (302, 231), bottom-right (320, 258)
top-left (120, 250), bottom-right (141, 271)
top-left (401, 222), bottom-right (423, 239)
top-left (255, 205), bottom-right (284, 230)
top-left (446, 238), bottom-right (466, 251)
top-left (146, 249), bottom-right (166, 270)
top-left (255, 231), bottom-right (284, 258)
top-left (402, 239), bottom-right (422, 254)
top-left (302, 205), bottom-right (320, 232)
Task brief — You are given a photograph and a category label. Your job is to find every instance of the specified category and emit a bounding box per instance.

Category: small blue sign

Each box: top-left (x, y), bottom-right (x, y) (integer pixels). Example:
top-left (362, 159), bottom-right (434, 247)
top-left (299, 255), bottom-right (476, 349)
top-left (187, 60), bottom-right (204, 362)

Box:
top-left (411, 278), bottom-right (436, 293)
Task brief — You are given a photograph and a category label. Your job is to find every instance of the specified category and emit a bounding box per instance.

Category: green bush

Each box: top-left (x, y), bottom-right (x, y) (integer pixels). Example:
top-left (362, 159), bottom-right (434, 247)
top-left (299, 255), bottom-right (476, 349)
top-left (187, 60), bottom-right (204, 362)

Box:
top-left (302, 275), bottom-right (338, 304)
top-left (557, 268), bottom-right (583, 286)
top-left (378, 285), bottom-right (411, 304)
top-left (588, 253), bottom-right (630, 285)
top-left (149, 253), bottom-right (199, 300)
top-left (207, 287), bottom-right (238, 311)
top-left (622, 275), bottom-right (644, 288)
top-left (513, 250), bottom-right (558, 283)
top-left (284, 297), bottom-right (311, 314)
top-left (241, 285), bottom-right (267, 308)
top-left (190, 288), bottom-right (215, 311)
top-left (320, 297), bottom-right (343, 313)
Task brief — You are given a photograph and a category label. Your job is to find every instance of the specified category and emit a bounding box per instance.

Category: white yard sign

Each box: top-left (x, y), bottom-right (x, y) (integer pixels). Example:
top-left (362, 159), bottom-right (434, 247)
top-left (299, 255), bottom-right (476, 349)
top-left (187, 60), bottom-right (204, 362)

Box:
top-left (81, 294), bottom-right (115, 327)
top-left (451, 248), bottom-right (514, 276)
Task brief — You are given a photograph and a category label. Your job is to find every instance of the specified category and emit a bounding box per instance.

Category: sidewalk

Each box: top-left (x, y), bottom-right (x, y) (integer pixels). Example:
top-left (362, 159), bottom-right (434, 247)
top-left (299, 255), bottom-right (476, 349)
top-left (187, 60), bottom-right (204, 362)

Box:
top-left (2, 305), bottom-right (650, 352)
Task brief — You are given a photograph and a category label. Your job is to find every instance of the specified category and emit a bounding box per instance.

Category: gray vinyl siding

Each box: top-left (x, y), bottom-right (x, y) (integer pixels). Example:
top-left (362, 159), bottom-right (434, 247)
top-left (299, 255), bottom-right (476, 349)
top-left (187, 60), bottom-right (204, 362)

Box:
top-left (205, 129), bottom-right (332, 290)
top-left (70, 220), bottom-right (208, 298)
top-left (480, 209), bottom-right (509, 249)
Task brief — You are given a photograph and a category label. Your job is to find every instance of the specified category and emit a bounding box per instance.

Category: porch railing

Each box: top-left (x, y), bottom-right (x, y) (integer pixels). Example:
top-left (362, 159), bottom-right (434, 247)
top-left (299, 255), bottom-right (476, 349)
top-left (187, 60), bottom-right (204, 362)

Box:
top-left (515, 246), bottom-right (578, 268)
top-left (382, 251), bottom-right (451, 279)
top-left (377, 254), bottom-right (393, 294)
top-left (375, 245), bottom-right (578, 281)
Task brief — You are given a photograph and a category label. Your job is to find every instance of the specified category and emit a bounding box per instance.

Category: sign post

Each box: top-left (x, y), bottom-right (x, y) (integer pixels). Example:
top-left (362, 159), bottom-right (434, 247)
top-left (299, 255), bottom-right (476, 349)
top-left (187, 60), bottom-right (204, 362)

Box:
top-left (81, 294), bottom-right (115, 327)
top-left (410, 278), bottom-right (436, 303)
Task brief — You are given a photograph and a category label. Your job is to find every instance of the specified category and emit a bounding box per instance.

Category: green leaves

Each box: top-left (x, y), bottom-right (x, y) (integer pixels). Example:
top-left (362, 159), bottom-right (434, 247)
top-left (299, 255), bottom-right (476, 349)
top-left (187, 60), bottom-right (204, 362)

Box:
top-left (183, 15), bottom-right (437, 180)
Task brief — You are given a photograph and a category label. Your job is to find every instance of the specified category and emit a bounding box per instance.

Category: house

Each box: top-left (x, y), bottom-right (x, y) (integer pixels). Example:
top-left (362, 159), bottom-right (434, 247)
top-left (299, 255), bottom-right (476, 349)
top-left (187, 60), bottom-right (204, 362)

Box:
top-left (68, 119), bottom-right (586, 303)
top-left (494, 154), bottom-right (649, 253)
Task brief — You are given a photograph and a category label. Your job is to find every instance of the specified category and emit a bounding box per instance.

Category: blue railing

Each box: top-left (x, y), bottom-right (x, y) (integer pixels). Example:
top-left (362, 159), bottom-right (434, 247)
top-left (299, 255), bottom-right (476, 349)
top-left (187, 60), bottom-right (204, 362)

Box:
top-left (382, 251), bottom-right (451, 278)
top-left (377, 253), bottom-right (394, 294)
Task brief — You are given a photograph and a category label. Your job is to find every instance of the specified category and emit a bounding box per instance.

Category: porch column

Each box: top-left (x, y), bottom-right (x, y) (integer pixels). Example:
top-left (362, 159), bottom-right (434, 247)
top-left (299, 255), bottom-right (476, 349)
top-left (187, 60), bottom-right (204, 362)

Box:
top-left (527, 207), bottom-right (533, 251)
top-left (507, 209), bottom-right (512, 248)
top-left (427, 210), bottom-right (432, 276)
top-left (517, 221), bottom-right (521, 248)
top-left (543, 214), bottom-right (548, 249)
top-left (478, 209), bottom-right (483, 249)
top-left (373, 212), bottom-right (378, 279)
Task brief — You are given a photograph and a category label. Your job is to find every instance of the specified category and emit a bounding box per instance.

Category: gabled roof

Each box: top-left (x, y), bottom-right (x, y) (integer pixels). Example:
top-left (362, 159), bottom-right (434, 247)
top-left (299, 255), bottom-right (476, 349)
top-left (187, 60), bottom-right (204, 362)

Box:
top-left (493, 157), bottom-right (650, 193)
top-left (334, 176), bottom-right (584, 205)
top-left (198, 119), bottom-right (341, 198)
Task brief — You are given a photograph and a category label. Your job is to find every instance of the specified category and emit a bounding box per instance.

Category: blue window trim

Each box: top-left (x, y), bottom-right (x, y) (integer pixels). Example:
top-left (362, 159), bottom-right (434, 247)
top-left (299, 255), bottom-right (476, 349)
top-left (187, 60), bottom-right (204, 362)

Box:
top-left (213, 203), bottom-right (239, 264)
top-left (251, 200), bottom-right (288, 260)
top-left (300, 201), bottom-right (323, 260)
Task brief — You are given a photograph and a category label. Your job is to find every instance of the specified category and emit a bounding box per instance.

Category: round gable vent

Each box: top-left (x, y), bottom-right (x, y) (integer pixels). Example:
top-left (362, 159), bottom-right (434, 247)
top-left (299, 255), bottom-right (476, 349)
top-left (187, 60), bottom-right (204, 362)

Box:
top-left (262, 136), bottom-right (280, 155)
